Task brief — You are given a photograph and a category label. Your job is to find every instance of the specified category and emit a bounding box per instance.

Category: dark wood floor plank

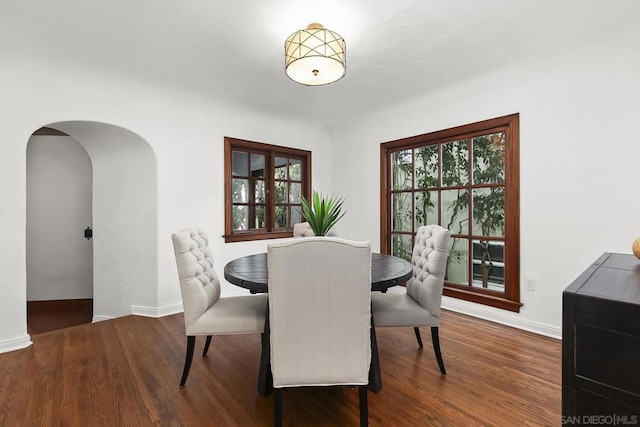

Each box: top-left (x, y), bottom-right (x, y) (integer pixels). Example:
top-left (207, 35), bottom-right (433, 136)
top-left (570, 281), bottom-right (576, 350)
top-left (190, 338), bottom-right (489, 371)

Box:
top-left (0, 310), bottom-right (561, 426)
top-left (27, 300), bottom-right (93, 335)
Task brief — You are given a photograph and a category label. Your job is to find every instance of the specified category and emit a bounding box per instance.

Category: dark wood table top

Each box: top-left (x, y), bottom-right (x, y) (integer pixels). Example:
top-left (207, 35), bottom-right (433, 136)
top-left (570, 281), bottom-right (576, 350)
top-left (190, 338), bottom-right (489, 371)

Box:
top-left (224, 252), bottom-right (413, 293)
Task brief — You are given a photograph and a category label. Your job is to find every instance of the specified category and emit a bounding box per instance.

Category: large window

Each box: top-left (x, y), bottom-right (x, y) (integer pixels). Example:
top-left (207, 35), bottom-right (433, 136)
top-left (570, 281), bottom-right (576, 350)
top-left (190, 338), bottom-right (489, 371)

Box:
top-left (224, 137), bottom-right (311, 243)
top-left (380, 114), bottom-right (521, 311)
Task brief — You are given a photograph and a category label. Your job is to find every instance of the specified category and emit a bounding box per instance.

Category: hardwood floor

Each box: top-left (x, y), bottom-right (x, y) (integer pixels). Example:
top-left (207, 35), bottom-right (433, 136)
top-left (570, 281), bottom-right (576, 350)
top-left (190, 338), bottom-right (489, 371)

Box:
top-left (27, 299), bottom-right (93, 335)
top-left (0, 310), bottom-right (561, 426)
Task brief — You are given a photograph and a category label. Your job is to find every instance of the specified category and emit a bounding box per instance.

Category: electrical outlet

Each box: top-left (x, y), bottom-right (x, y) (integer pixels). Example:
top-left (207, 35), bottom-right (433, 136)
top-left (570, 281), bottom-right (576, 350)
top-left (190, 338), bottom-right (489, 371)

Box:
top-left (525, 279), bottom-right (536, 292)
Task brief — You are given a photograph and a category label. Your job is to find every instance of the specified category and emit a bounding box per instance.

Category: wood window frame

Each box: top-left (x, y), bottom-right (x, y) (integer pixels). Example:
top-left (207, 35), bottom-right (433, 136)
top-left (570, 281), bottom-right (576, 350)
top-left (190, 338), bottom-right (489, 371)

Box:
top-left (224, 137), bottom-right (312, 243)
top-left (380, 114), bottom-right (522, 312)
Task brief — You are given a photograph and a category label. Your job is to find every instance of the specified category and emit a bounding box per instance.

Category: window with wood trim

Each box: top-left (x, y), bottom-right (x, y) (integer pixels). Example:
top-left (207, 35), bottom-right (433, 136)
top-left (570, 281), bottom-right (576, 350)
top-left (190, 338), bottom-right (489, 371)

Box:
top-left (224, 137), bottom-right (311, 243)
top-left (380, 114), bottom-right (521, 312)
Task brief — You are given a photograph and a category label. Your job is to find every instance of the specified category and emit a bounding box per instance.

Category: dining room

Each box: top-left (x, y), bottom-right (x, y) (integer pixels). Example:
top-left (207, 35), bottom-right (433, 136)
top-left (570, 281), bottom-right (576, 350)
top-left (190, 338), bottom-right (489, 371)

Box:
top-left (1, 0), bottom-right (639, 425)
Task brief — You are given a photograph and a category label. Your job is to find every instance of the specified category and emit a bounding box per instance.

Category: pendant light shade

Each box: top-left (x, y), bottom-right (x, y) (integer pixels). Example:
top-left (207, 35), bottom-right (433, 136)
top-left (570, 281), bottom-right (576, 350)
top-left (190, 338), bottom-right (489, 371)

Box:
top-left (285, 23), bottom-right (346, 86)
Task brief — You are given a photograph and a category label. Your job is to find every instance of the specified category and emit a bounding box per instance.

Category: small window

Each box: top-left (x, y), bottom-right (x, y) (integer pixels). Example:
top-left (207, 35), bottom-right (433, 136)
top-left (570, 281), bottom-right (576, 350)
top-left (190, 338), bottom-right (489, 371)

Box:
top-left (224, 137), bottom-right (311, 243)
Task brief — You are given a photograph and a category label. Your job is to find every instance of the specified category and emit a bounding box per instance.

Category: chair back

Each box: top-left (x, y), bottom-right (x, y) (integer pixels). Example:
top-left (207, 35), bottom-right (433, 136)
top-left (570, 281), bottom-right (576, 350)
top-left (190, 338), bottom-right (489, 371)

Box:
top-left (293, 221), bottom-right (340, 237)
top-left (293, 221), bottom-right (315, 237)
top-left (171, 228), bottom-right (221, 329)
top-left (406, 225), bottom-right (452, 318)
top-left (267, 237), bottom-right (372, 388)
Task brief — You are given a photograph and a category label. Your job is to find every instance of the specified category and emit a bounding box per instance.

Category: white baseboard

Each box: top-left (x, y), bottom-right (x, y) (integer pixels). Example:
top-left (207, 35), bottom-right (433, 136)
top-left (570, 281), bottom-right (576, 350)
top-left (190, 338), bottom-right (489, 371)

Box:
top-left (441, 296), bottom-right (562, 339)
top-left (118, 293), bottom-right (562, 340)
top-left (130, 303), bottom-right (183, 318)
top-left (0, 334), bottom-right (33, 354)
top-left (92, 315), bottom-right (115, 323)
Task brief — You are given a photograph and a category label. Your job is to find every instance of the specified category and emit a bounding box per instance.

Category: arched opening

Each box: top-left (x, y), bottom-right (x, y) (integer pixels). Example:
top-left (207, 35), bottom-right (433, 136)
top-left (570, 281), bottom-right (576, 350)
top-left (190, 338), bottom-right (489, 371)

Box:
top-left (25, 121), bottom-right (158, 333)
top-left (26, 127), bottom-right (94, 333)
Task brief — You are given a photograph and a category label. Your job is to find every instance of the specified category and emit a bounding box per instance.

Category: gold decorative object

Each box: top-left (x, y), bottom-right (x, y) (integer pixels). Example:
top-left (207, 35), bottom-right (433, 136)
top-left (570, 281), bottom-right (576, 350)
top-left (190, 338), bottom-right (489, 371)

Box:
top-left (633, 237), bottom-right (640, 259)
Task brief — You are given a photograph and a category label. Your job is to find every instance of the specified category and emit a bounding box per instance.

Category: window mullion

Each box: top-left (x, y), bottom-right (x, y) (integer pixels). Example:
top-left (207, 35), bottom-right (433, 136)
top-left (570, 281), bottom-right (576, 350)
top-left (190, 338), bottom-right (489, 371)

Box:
top-left (411, 148), bottom-right (416, 248)
top-left (266, 153), bottom-right (274, 232)
top-left (470, 139), bottom-right (476, 289)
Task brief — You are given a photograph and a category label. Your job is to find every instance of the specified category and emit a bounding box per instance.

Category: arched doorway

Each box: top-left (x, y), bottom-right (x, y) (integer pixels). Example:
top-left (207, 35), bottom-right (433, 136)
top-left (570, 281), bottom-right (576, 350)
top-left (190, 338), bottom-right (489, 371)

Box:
top-left (26, 127), bottom-right (94, 333)
top-left (25, 121), bottom-right (158, 332)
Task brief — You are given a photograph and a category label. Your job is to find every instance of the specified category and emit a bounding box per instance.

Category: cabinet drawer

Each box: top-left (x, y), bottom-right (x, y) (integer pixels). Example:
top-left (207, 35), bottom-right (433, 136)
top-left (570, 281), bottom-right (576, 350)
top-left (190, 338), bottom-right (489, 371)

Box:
top-left (576, 325), bottom-right (640, 396)
top-left (576, 297), bottom-right (640, 336)
top-left (575, 389), bottom-right (640, 417)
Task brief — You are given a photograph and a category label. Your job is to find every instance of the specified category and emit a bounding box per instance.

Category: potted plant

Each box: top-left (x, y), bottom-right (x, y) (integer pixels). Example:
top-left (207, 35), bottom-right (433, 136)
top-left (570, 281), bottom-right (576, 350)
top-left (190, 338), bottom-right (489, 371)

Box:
top-left (300, 190), bottom-right (346, 236)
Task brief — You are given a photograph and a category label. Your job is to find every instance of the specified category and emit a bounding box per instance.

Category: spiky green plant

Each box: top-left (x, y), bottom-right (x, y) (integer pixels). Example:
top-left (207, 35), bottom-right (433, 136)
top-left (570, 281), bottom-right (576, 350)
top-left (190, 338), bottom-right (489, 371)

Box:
top-left (300, 190), bottom-right (346, 236)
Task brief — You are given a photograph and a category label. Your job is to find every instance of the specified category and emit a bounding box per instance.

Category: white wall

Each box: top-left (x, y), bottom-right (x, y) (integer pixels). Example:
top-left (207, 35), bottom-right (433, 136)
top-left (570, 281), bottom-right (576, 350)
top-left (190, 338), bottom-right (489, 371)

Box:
top-left (0, 57), bottom-right (333, 353)
top-left (26, 135), bottom-right (93, 301)
top-left (331, 36), bottom-right (640, 337)
top-left (52, 122), bottom-right (158, 321)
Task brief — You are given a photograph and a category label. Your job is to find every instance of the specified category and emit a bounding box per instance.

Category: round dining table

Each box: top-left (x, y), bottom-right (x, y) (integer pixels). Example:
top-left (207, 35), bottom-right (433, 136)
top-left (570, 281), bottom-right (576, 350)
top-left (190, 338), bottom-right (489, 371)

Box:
top-left (223, 251), bottom-right (413, 396)
top-left (224, 252), bottom-right (413, 294)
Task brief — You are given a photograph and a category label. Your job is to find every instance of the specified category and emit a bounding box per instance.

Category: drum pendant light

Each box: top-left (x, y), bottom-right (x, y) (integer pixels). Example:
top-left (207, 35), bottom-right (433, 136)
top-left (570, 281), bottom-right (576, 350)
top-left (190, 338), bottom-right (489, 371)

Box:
top-left (284, 23), bottom-right (346, 86)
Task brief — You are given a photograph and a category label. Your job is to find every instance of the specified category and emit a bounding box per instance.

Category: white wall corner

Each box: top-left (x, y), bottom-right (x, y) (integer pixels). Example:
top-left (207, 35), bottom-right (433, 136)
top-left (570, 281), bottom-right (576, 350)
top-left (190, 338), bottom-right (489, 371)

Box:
top-left (130, 303), bottom-right (183, 318)
top-left (0, 334), bottom-right (33, 354)
top-left (441, 296), bottom-right (562, 340)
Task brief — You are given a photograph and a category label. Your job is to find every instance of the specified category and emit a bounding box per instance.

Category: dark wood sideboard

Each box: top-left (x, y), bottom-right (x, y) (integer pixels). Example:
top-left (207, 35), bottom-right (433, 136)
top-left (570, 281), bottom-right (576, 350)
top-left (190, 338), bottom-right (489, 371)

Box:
top-left (563, 252), bottom-right (640, 419)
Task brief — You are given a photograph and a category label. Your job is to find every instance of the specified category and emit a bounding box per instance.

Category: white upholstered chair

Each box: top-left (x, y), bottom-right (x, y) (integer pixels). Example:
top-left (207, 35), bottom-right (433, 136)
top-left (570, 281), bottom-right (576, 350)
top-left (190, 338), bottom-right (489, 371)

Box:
top-left (267, 237), bottom-right (372, 427)
top-left (293, 221), bottom-right (315, 237)
top-left (171, 228), bottom-right (268, 387)
top-left (293, 221), bottom-right (340, 237)
top-left (371, 225), bottom-right (452, 374)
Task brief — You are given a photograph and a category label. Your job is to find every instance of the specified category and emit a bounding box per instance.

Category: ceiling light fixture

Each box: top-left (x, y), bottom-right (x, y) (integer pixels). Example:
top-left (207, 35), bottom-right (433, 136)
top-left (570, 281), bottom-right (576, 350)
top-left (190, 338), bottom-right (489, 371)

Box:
top-left (284, 23), bottom-right (346, 86)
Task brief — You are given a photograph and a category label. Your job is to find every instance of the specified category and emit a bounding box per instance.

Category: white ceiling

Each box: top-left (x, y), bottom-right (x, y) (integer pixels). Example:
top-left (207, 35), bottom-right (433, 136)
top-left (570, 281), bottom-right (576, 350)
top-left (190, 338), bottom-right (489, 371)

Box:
top-left (2, 0), bottom-right (637, 127)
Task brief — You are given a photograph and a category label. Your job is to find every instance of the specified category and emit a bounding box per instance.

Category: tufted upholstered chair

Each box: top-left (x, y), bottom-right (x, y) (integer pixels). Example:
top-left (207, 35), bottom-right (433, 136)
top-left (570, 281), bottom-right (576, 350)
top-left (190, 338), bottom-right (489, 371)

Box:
top-left (292, 221), bottom-right (315, 237)
top-left (267, 237), bottom-right (372, 427)
top-left (371, 224), bottom-right (452, 374)
top-left (293, 221), bottom-right (340, 238)
top-left (171, 228), bottom-right (268, 387)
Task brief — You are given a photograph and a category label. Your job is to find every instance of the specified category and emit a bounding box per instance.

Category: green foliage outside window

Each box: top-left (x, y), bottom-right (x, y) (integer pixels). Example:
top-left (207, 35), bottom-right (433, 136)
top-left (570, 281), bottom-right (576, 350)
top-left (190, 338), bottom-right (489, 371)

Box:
top-left (390, 132), bottom-right (506, 290)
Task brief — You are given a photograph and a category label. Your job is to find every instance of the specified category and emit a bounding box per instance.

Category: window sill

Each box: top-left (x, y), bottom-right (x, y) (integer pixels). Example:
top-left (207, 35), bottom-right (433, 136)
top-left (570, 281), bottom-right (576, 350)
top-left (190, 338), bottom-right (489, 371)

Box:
top-left (224, 231), bottom-right (293, 243)
top-left (443, 285), bottom-right (522, 312)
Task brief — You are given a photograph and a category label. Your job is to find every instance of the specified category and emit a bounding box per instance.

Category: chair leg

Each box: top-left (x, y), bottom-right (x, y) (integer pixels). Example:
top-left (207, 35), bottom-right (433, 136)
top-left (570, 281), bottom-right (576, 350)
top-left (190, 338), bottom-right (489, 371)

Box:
top-left (258, 307), bottom-right (273, 397)
top-left (368, 310), bottom-right (382, 393)
top-left (274, 389), bottom-right (283, 427)
top-left (413, 326), bottom-right (424, 348)
top-left (431, 327), bottom-right (446, 375)
top-left (359, 385), bottom-right (369, 427)
top-left (202, 335), bottom-right (212, 356)
top-left (180, 336), bottom-right (196, 387)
